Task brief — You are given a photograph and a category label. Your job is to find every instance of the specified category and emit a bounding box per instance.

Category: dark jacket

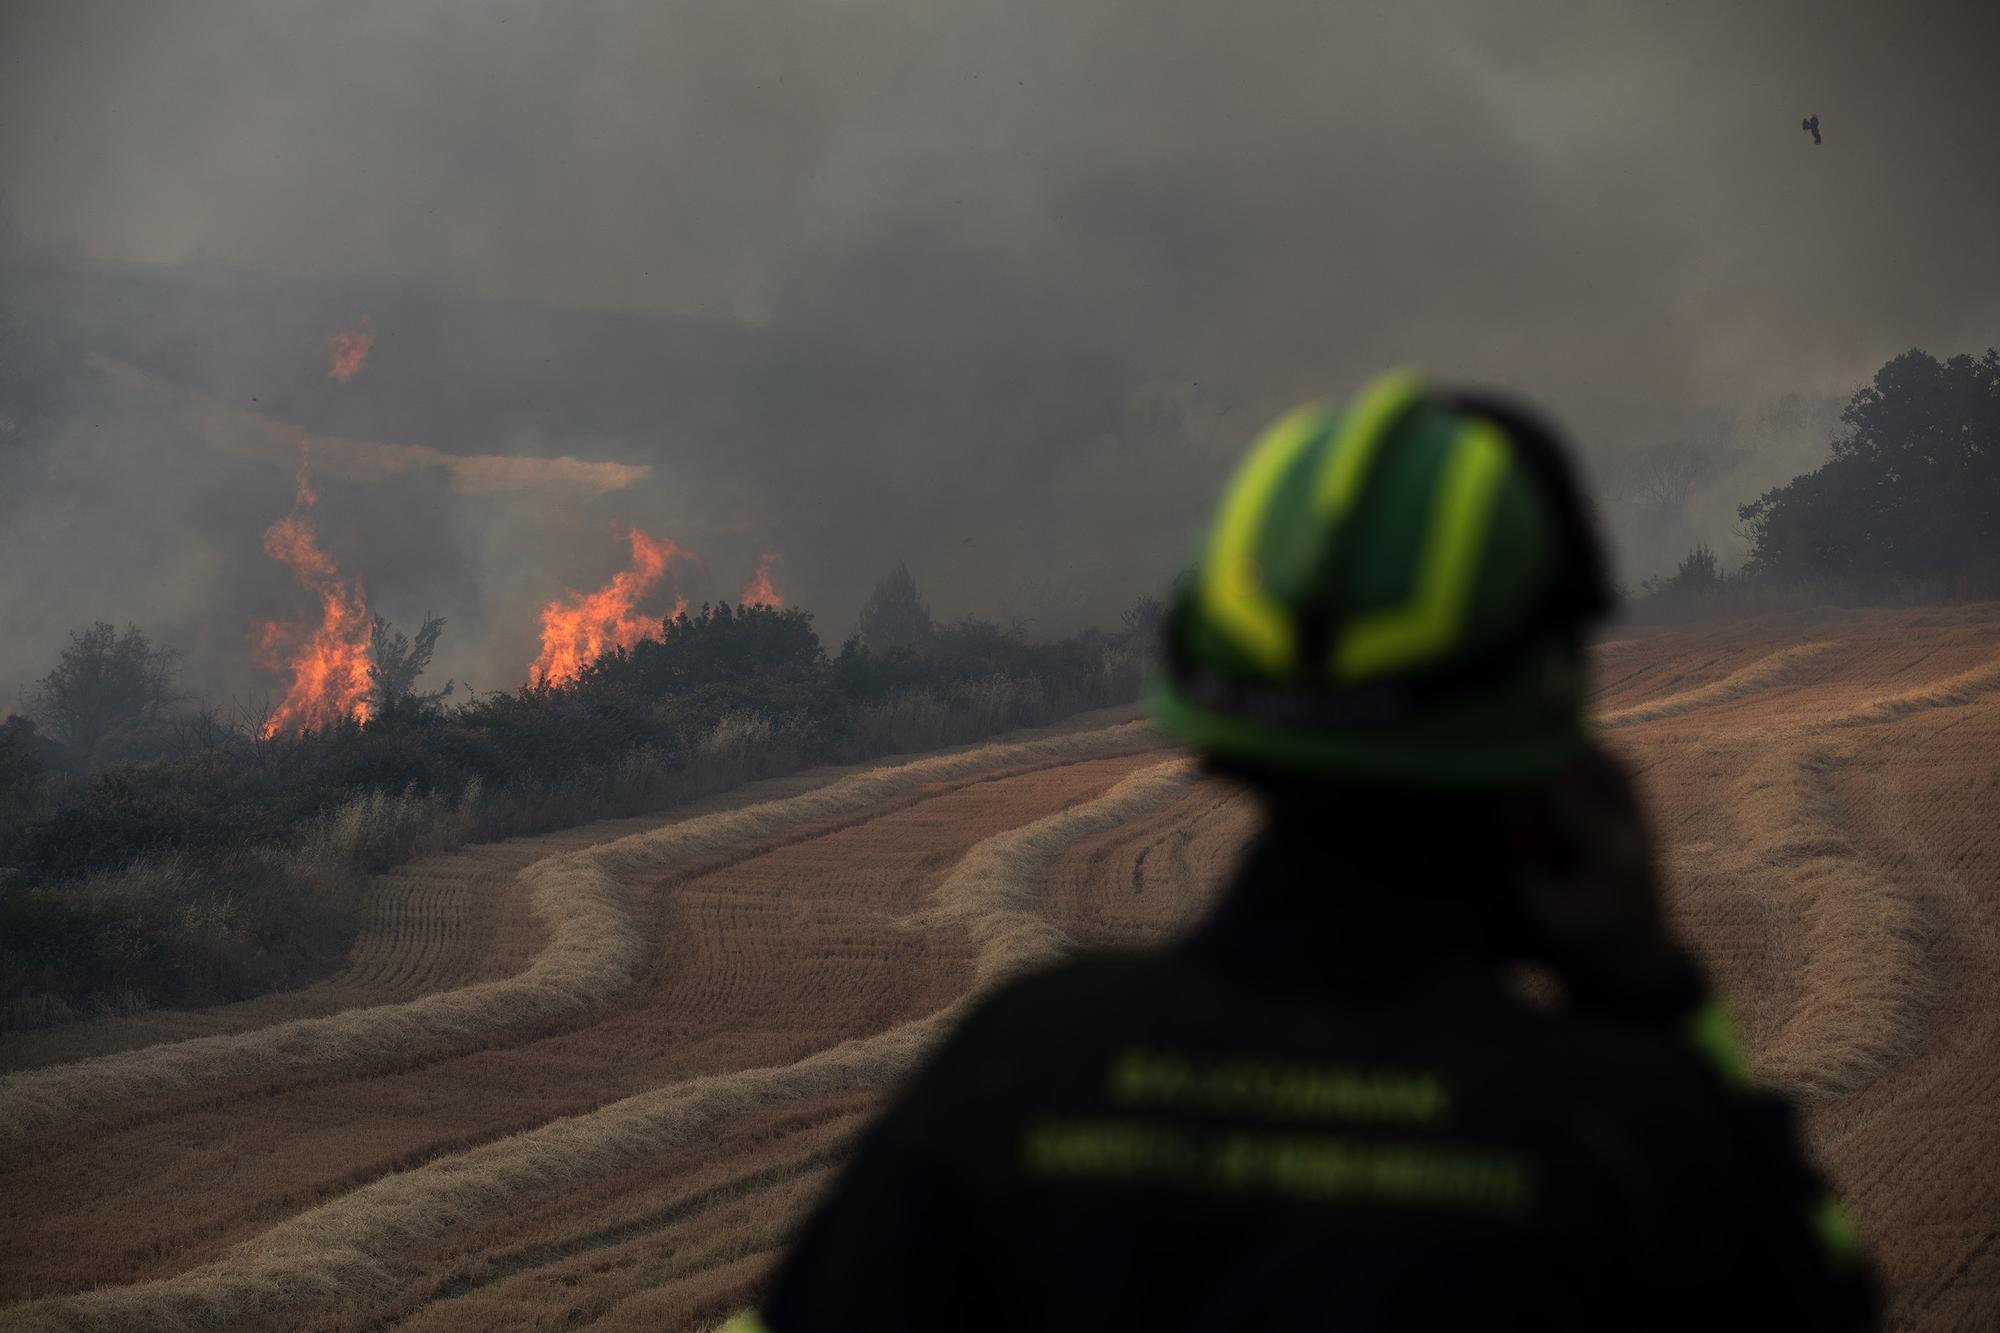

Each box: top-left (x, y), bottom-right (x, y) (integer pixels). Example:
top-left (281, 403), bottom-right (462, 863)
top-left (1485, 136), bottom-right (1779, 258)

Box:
top-left (757, 829), bottom-right (1879, 1331)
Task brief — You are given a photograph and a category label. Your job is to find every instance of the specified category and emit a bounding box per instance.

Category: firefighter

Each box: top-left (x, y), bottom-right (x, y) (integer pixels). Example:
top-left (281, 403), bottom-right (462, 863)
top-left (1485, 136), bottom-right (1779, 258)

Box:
top-left (733, 372), bottom-right (1879, 1330)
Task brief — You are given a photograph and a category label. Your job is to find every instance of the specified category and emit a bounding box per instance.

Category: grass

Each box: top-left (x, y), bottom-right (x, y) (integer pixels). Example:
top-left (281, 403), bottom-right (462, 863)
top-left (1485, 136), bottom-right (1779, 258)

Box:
top-left (1721, 744), bottom-right (1936, 1104)
top-left (0, 721), bottom-right (1161, 1147)
top-left (1598, 643), bottom-right (1834, 729)
top-left (4, 756), bottom-right (1193, 1330)
top-left (1597, 626), bottom-right (1952, 1104)
top-left (0, 777), bottom-right (494, 1032)
top-left (1837, 655), bottom-right (2000, 726)
top-left (11, 609), bottom-right (1998, 1330)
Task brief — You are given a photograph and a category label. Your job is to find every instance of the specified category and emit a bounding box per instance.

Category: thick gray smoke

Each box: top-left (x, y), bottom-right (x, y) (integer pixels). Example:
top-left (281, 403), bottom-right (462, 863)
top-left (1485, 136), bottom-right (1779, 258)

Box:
top-left (3, 0), bottom-right (1997, 705)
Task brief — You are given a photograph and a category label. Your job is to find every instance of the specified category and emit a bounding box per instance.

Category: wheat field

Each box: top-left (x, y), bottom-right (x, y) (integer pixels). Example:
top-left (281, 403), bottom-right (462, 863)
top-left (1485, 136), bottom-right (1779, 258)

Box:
top-left (1, 608), bottom-right (1996, 1330)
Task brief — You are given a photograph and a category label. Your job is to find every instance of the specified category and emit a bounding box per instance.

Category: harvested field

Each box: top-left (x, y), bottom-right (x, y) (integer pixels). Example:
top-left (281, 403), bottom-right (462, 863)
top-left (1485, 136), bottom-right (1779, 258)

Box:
top-left (3, 608), bottom-right (1997, 1331)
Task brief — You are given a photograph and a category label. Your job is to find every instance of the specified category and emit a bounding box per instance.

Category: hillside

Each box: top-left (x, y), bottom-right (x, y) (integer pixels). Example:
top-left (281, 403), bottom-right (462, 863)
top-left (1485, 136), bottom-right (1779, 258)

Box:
top-left (2, 609), bottom-right (1996, 1330)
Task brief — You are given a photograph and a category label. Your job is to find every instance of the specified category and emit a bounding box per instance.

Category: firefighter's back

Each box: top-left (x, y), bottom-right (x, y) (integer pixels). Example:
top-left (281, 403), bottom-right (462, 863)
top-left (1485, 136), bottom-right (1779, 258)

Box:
top-left (873, 949), bottom-right (1750, 1332)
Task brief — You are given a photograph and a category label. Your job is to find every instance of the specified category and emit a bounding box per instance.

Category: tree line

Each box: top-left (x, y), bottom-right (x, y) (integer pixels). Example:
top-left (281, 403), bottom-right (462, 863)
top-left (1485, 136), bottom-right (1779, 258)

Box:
top-left (1639, 348), bottom-right (1999, 608)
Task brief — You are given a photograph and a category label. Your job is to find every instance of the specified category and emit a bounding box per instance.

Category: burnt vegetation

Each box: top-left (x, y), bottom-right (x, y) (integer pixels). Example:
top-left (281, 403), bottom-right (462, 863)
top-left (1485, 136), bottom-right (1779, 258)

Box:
top-left (0, 578), bottom-right (1155, 1026)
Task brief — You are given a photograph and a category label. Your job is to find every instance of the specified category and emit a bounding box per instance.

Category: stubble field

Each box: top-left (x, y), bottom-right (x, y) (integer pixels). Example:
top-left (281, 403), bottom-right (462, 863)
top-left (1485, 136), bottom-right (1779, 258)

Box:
top-left (2, 605), bottom-right (1997, 1331)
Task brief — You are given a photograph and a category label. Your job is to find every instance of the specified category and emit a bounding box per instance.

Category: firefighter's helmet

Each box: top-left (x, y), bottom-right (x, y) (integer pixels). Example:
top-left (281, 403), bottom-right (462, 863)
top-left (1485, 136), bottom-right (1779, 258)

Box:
top-left (1155, 371), bottom-right (1613, 785)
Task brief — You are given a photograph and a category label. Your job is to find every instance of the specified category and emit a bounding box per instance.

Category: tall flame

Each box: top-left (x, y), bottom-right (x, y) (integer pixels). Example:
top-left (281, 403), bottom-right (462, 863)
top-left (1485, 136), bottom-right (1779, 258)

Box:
top-left (326, 317), bottom-right (374, 383)
top-left (740, 551), bottom-right (783, 608)
top-left (257, 513), bottom-right (373, 737)
top-left (531, 527), bottom-right (690, 686)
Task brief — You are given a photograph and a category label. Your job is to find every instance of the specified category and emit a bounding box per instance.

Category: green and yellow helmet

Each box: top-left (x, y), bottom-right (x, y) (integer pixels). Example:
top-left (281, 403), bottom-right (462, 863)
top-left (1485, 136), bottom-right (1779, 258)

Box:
top-left (1155, 370), bottom-right (1614, 787)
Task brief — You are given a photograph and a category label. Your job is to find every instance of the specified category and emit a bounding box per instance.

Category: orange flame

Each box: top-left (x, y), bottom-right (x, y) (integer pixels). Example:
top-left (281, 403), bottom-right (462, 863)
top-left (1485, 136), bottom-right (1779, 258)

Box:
top-left (326, 317), bottom-right (374, 383)
top-left (531, 527), bottom-right (691, 686)
top-left (257, 513), bottom-right (373, 737)
top-left (740, 551), bottom-right (783, 608)
top-left (294, 443), bottom-right (317, 508)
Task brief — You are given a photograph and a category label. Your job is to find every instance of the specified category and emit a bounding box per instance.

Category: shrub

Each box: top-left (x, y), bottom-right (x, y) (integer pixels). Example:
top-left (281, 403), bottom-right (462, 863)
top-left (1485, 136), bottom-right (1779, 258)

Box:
top-left (0, 594), bottom-right (1152, 1024)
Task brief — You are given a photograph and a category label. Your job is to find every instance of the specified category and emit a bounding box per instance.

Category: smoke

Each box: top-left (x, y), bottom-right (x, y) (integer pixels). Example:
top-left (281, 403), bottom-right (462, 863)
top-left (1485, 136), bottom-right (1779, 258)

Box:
top-left (90, 355), bottom-right (653, 497)
top-left (3, 0), bottom-right (1997, 702)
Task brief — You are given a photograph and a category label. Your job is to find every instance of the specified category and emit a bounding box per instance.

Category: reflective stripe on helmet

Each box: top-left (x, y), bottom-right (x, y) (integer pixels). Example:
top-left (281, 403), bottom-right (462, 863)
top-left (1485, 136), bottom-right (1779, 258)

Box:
top-left (1158, 372), bottom-right (1606, 784)
top-left (1197, 401), bottom-right (1331, 674)
top-left (1198, 370), bottom-right (1425, 677)
top-left (1313, 369), bottom-right (1423, 519)
top-left (1333, 416), bottom-right (1509, 681)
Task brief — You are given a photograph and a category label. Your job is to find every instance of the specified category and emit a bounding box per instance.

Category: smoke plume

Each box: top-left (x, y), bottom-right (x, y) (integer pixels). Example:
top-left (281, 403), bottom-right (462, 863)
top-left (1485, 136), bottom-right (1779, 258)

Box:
top-left (2, 0), bottom-right (1996, 704)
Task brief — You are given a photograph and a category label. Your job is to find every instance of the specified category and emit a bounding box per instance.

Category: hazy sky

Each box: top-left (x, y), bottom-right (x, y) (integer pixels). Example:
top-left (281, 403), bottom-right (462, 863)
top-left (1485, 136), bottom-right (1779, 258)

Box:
top-left (3, 0), bottom-right (1997, 699)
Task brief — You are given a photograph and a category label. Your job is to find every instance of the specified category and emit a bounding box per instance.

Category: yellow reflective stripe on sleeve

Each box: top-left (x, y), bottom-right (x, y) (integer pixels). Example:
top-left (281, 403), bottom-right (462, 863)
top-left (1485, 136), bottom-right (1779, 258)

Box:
top-left (1812, 1194), bottom-right (1863, 1263)
top-left (1313, 369), bottom-right (1423, 518)
top-left (1198, 402), bottom-right (1331, 674)
top-left (1685, 994), bottom-right (1751, 1086)
top-left (1332, 417), bottom-right (1509, 681)
top-left (717, 1314), bottom-right (771, 1333)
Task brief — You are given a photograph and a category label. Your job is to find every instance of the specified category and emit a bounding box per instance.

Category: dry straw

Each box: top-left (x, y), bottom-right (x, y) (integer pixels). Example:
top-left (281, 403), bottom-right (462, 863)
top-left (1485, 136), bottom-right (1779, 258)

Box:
top-left (1593, 634), bottom-right (1952, 1104)
top-left (1748, 651), bottom-right (2000, 1096)
top-left (1599, 642), bottom-right (1833, 729)
top-left (0, 759), bottom-right (1195, 1332)
top-left (0, 722), bottom-right (1161, 1150)
top-left (1746, 747), bottom-right (1936, 1103)
top-left (1751, 653), bottom-right (2000, 1101)
top-left (1837, 655), bottom-right (2000, 725)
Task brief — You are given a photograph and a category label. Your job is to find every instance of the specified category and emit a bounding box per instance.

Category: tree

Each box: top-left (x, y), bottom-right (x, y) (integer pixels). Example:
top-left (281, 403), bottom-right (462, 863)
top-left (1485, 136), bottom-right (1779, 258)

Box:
top-left (1739, 349), bottom-right (2000, 581)
top-left (1638, 543), bottom-right (1724, 604)
top-left (601, 602), bottom-right (825, 698)
top-left (1, 714), bottom-right (60, 805)
top-left (1617, 439), bottom-right (1721, 519)
top-left (857, 561), bottom-right (934, 652)
top-left (366, 614), bottom-right (453, 715)
top-left (26, 623), bottom-right (181, 765)
top-left (1119, 593), bottom-right (1167, 639)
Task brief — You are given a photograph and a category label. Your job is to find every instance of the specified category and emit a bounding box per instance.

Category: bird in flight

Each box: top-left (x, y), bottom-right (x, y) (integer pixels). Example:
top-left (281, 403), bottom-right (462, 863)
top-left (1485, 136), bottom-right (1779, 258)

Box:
top-left (1802, 114), bottom-right (1822, 145)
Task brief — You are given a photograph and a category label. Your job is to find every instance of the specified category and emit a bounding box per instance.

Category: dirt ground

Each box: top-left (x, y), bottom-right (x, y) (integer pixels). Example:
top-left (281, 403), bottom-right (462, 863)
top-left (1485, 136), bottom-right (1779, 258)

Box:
top-left (2, 607), bottom-right (1996, 1331)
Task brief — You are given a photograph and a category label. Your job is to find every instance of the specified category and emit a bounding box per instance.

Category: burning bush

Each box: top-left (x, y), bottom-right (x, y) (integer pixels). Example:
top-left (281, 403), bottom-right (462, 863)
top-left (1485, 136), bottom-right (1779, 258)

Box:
top-left (258, 513), bottom-right (374, 737)
top-left (740, 551), bottom-right (784, 608)
top-left (531, 527), bottom-right (692, 687)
